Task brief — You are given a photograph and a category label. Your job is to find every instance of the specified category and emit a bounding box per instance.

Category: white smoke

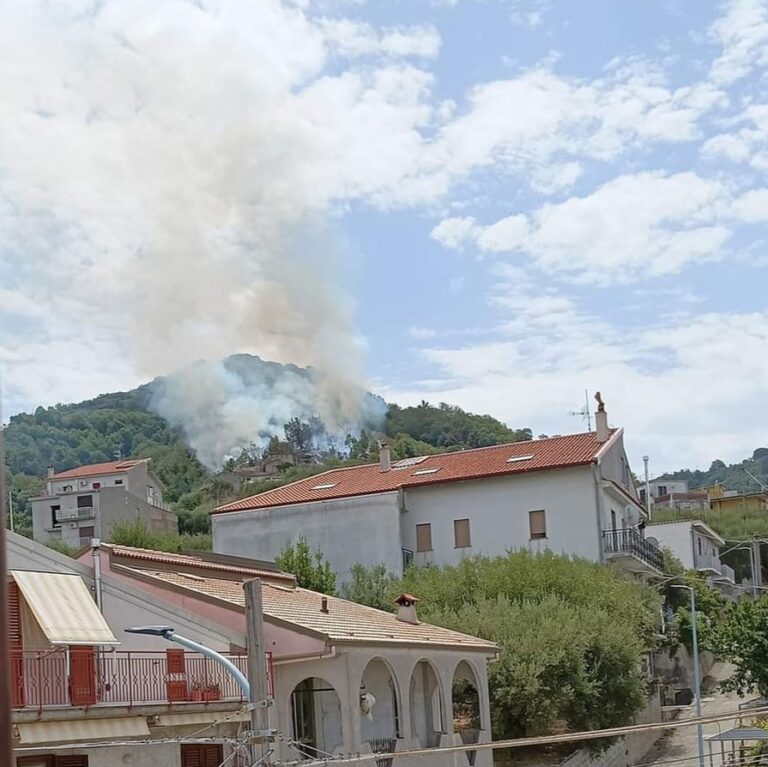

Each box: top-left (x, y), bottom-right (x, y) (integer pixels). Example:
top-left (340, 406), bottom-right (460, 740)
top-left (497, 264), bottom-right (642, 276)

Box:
top-left (0, 0), bottom-right (437, 460)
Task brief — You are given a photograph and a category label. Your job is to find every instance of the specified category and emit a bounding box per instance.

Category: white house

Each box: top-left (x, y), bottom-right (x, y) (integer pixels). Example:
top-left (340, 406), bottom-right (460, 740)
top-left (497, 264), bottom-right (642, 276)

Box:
top-left (645, 520), bottom-right (739, 598)
top-left (7, 532), bottom-right (496, 767)
top-left (212, 403), bottom-right (663, 581)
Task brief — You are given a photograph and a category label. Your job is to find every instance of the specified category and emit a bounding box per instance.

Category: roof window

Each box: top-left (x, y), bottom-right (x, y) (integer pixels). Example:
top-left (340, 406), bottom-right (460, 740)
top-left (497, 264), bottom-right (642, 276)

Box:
top-left (506, 454), bottom-right (535, 463)
top-left (393, 456), bottom-right (429, 470)
top-left (311, 482), bottom-right (338, 490)
top-left (413, 468), bottom-right (440, 476)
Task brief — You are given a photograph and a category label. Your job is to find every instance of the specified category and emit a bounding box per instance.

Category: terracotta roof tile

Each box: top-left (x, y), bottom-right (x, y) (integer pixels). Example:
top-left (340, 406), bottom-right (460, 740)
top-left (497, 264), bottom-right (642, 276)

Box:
top-left (125, 567), bottom-right (496, 651)
top-left (215, 431), bottom-right (614, 514)
top-left (50, 460), bottom-right (147, 480)
top-left (104, 544), bottom-right (295, 584)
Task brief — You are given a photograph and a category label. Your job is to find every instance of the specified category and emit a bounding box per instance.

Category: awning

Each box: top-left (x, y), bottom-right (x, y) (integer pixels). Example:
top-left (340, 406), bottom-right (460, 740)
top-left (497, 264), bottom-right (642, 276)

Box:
top-left (11, 570), bottom-right (118, 645)
top-left (707, 727), bottom-right (768, 742)
top-left (155, 711), bottom-right (250, 727)
top-left (16, 716), bottom-right (149, 744)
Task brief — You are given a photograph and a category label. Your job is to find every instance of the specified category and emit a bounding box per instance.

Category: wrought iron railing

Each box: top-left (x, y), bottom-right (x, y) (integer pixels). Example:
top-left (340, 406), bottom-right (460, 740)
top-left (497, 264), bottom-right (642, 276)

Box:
top-left (402, 548), bottom-right (414, 571)
top-left (11, 649), bottom-right (273, 712)
top-left (602, 528), bottom-right (664, 571)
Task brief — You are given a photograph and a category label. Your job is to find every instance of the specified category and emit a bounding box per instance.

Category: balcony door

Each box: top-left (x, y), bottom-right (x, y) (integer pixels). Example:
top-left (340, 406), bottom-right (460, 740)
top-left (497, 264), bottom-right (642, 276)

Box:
top-left (69, 646), bottom-right (96, 706)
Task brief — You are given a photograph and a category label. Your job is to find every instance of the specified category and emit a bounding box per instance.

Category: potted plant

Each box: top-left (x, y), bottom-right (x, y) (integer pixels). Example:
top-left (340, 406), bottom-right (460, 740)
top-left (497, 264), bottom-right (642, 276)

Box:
top-left (190, 679), bottom-right (221, 702)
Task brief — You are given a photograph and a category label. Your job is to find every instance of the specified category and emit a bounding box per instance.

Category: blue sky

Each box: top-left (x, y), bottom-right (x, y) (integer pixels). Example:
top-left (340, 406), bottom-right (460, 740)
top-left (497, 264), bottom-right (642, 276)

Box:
top-left (2, 0), bottom-right (768, 474)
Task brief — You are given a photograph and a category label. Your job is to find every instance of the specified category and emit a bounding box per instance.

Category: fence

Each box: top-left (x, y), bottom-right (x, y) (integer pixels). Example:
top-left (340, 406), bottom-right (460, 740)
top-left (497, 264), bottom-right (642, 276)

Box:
top-left (12, 649), bottom-right (273, 712)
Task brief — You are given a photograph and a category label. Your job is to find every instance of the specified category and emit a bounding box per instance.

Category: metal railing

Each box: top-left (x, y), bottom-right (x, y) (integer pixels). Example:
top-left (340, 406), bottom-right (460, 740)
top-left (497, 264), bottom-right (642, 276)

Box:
top-left (602, 528), bottom-right (664, 571)
top-left (11, 649), bottom-right (273, 712)
top-left (402, 548), bottom-right (414, 570)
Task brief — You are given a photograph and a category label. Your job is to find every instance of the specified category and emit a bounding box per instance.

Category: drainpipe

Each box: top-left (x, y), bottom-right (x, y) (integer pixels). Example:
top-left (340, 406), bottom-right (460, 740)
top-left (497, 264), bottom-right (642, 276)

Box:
top-left (272, 647), bottom-right (337, 666)
top-left (91, 538), bottom-right (103, 612)
top-left (592, 464), bottom-right (606, 563)
top-left (643, 456), bottom-right (651, 522)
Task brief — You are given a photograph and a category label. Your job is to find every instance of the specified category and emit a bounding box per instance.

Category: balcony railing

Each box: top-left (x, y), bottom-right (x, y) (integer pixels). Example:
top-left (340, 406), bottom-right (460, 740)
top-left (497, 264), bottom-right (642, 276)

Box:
top-left (602, 528), bottom-right (664, 572)
top-left (402, 548), bottom-right (414, 571)
top-left (11, 649), bottom-right (273, 712)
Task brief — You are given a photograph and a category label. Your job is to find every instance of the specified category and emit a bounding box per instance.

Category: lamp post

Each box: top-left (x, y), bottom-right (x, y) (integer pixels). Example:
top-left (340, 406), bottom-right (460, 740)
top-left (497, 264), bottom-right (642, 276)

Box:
top-left (733, 545), bottom-right (758, 598)
top-left (125, 625), bottom-right (251, 700)
top-left (671, 585), bottom-right (705, 767)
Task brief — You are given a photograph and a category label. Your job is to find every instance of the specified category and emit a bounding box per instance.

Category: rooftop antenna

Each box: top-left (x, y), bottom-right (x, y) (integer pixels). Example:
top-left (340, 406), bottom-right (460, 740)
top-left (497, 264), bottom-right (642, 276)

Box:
top-left (568, 389), bottom-right (593, 431)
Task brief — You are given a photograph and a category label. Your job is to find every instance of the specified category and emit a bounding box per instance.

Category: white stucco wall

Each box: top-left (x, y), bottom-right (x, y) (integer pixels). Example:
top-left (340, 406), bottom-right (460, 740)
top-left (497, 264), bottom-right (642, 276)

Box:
top-left (401, 466), bottom-right (603, 566)
top-left (212, 492), bottom-right (404, 582)
top-left (646, 522), bottom-right (721, 572)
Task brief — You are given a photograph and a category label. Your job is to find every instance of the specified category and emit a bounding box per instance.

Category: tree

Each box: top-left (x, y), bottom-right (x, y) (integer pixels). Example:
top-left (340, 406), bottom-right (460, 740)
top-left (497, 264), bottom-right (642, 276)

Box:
top-left (711, 597), bottom-right (768, 697)
top-left (360, 550), bottom-right (660, 739)
top-left (341, 564), bottom-right (398, 611)
top-left (275, 538), bottom-right (337, 595)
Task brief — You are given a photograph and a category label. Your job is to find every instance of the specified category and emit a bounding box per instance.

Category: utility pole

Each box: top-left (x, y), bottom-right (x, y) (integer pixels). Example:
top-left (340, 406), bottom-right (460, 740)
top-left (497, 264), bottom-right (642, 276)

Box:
top-left (244, 577), bottom-right (272, 765)
top-left (753, 540), bottom-right (763, 595)
top-left (643, 456), bottom-right (651, 521)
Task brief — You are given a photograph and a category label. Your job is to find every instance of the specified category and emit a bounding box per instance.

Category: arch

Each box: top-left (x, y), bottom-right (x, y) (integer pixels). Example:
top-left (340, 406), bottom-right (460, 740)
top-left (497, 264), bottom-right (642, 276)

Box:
top-left (289, 677), bottom-right (343, 758)
top-left (409, 659), bottom-right (445, 749)
top-left (452, 660), bottom-right (481, 765)
top-left (359, 657), bottom-right (402, 750)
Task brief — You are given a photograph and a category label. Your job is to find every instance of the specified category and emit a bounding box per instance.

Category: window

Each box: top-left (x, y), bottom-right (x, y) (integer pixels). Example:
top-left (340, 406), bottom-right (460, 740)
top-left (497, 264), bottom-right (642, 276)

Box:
top-left (180, 745), bottom-right (223, 767)
top-left (18, 756), bottom-right (89, 767)
top-left (114, 479), bottom-right (123, 486)
top-left (698, 537), bottom-right (702, 555)
top-left (62, 484), bottom-right (73, 492)
top-left (506, 454), bottom-right (534, 463)
top-left (79, 526), bottom-right (95, 542)
top-left (416, 523), bottom-right (432, 552)
top-left (50, 505), bottom-right (61, 528)
top-left (454, 518), bottom-right (471, 548)
top-left (657, 485), bottom-right (667, 496)
top-left (92, 482), bottom-right (101, 489)
top-left (77, 495), bottom-right (93, 508)
top-left (529, 510), bottom-right (547, 540)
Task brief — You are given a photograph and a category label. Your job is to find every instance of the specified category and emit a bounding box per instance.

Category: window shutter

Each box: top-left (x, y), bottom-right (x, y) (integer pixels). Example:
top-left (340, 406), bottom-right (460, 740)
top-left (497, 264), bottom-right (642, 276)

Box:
top-left (416, 524), bottom-right (432, 552)
top-left (56, 756), bottom-right (89, 767)
top-left (8, 582), bottom-right (22, 646)
top-left (529, 510), bottom-right (547, 539)
top-left (454, 519), bottom-right (471, 548)
top-left (69, 646), bottom-right (97, 706)
top-left (203, 745), bottom-right (224, 767)
top-left (181, 746), bottom-right (203, 767)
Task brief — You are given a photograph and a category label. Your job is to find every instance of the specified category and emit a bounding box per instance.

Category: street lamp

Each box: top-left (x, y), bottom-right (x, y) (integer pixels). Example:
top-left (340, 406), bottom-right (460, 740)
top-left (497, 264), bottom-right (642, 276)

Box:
top-left (125, 625), bottom-right (251, 700)
top-left (671, 585), bottom-right (705, 767)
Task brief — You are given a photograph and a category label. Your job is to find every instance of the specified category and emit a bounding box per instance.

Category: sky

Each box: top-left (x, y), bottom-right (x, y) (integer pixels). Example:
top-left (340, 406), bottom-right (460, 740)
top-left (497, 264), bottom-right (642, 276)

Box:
top-left (1, 0), bottom-right (768, 476)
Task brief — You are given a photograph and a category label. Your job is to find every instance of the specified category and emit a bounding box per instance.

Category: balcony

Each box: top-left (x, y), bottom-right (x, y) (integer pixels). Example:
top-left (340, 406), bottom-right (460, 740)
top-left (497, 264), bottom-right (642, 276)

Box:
top-left (11, 649), bottom-right (273, 712)
top-left (602, 528), bottom-right (664, 575)
top-left (694, 552), bottom-right (722, 574)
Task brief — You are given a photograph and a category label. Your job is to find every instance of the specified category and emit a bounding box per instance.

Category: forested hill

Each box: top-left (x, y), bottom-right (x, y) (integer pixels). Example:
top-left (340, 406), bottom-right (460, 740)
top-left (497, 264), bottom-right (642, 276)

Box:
top-left (3, 355), bottom-right (532, 532)
top-left (661, 448), bottom-right (768, 493)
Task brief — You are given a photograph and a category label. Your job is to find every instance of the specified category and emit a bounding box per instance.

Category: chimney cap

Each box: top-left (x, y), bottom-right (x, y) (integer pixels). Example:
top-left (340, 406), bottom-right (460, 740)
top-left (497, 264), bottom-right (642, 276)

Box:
top-left (394, 592), bottom-right (419, 606)
top-left (320, 596), bottom-right (329, 614)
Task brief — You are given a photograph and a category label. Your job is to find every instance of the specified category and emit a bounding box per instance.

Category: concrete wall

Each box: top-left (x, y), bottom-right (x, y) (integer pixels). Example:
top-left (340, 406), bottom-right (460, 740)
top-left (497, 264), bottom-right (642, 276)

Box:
top-left (213, 492), bottom-right (404, 583)
top-left (401, 467), bottom-right (602, 566)
top-left (559, 694), bottom-right (662, 767)
top-left (646, 522), bottom-right (722, 572)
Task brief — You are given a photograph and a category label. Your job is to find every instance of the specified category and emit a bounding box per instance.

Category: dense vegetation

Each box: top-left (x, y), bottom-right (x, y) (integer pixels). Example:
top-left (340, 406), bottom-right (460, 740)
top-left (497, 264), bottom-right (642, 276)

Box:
top-left (344, 551), bottom-right (661, 740)
top-left (661, 447), bottom-right (768, 493)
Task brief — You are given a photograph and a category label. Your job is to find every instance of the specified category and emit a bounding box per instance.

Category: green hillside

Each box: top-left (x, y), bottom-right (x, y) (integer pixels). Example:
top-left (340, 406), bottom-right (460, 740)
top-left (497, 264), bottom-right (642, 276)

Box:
top-left (3, 355), bottom-right (532, 539)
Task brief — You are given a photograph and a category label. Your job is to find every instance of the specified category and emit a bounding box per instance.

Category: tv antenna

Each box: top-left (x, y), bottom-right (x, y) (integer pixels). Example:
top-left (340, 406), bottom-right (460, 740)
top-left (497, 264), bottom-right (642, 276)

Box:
top-left (568, 389), bottom-right (592, 431)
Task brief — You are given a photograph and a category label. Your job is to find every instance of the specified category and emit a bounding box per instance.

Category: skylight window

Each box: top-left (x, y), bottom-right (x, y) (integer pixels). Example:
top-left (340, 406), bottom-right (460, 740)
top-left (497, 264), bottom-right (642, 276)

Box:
top-left (393, 456), bottom-right (428, 469)
top-left (413, 467), bottom-right (440, 476)
top-left (311, 482), bottom-right (338, 490)
top-left (506, 455), bottom-right (535, 463)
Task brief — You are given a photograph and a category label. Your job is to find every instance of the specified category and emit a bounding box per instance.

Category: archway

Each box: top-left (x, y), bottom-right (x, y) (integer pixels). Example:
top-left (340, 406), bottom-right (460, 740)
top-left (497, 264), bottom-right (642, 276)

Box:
top-left (409, 660), bottom-right (444, 748)
top-left (452, 661), bottom-right (481, 766)
top-left (290, 677), bottom-right (343, 759)
top-left (360, 658), bottom-right (401, 750)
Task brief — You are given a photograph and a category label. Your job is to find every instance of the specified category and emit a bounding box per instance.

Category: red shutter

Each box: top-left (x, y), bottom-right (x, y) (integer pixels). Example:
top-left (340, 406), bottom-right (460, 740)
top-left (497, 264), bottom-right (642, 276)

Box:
top-left (165, 648), bottom-right (189, 702)
top-left (8, 582), bottom-right (25, 707)
top-left (69, 646), bottom-right (96, 706)
top-left (181, 745), bottom-right (222, 767)
top-left (56, 757), bottom-right (89, 767)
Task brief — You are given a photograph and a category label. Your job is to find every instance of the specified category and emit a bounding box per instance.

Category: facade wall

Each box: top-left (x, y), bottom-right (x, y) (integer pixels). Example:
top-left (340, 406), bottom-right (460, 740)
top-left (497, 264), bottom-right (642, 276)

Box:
top-left (401, 467), bottom-right (602, 566)
top-left (646, 522), bottom-right (722, 572)
top-left (213, 492), bottom-right (404, 583)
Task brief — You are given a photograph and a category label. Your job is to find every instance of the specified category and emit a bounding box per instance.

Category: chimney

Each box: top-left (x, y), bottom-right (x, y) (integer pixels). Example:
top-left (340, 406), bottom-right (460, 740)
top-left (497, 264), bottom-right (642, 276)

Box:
top-left (378, 441), bottom-right (391, 473)
top-left (46, 466), bottom-right (55, 479)
top-left (594, 391), bottom-right (609, 443)
top-left (320, 596), bottom-right (329, 614)
top-left (394, 593), bottom-right (420, 625)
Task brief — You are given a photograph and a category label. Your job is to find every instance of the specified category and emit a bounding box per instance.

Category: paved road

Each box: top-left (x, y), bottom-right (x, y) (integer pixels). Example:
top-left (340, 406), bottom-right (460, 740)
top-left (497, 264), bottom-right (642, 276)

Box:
top-left (644, 664), bottom-right (756, 767)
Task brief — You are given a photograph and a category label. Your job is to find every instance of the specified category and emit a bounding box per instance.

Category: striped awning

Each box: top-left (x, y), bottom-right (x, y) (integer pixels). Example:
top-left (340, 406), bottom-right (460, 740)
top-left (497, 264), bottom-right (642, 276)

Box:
top-left (11, 570), bottom-right (118, 645)
top-left (16, 716), bottom-right (149, 744)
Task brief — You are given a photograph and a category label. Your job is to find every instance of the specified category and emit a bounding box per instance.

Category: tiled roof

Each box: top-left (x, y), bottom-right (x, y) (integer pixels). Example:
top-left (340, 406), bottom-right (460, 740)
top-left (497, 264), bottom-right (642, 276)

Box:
top-left (215, 430), bottom-right (615, 514)
top-left (50, 459), bottom-right (147, 480)
top-left (125, 567), bottom-right (496, 651)
top-left (103, 544), bottom-right (295, 584)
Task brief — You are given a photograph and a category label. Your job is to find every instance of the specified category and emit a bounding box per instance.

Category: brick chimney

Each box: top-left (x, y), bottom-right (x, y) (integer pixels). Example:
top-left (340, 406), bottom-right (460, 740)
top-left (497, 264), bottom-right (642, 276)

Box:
top-left (378, 441), bottom-right (391, 472)
top-left (394, 593), bottom-right (419, 624)
top-left (594, 391), bottom-right (610, 443)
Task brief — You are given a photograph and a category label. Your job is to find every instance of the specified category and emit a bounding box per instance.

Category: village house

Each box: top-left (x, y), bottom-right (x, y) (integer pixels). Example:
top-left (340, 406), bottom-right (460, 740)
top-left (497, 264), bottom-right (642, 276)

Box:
top-left (638, 478), bottom-right (708, 512)
top-left (212, 402), bottom-right (663, 582)
top-left (645, 520), bottom-right (740, 599)
top-left (30, 459), bottom-right (177, 549)
top-left (7, 531), bottom-right (496, 767)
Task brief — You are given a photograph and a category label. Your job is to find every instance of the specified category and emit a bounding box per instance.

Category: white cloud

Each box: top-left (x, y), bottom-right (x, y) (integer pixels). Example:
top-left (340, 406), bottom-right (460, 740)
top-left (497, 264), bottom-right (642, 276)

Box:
top-left (709, 0), bottom-right (768, 85)
top-left (319, 19), bottom-right (441, 58)
top-left (450, 172), bottom-right (736, 284)
top-left (408, 326), bottom-right (437, 339)
top-left (429, 217), bottom-right (479, 249)
top-left (702, 103), bottom-right (768, 170)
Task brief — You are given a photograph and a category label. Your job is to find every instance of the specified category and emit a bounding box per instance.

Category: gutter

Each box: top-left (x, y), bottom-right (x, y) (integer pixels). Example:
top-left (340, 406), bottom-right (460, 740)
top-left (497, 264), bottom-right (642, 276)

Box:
top-left (273, 647), bottom-right (337, 666)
